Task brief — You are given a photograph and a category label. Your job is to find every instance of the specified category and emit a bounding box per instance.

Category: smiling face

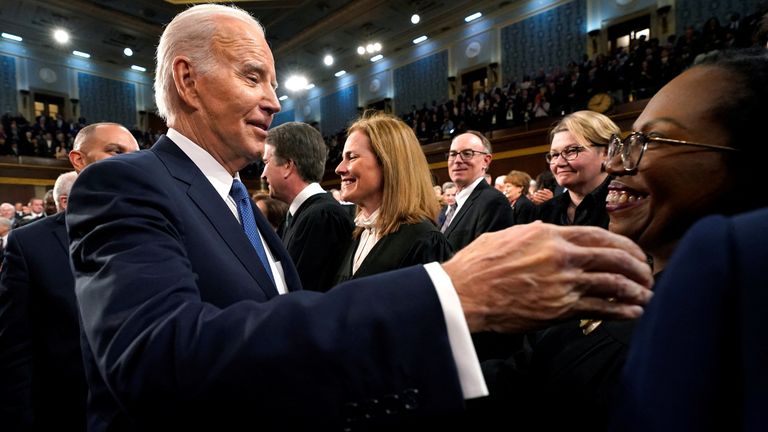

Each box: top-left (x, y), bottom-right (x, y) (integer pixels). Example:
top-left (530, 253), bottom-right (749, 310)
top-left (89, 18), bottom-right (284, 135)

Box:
top-left (549, 131), bottom-right (606, 195)
top-left (448, 133), bottom-right (491, 189)
top-left (183, 17), bottom-right (280, 174)
top-left (335, 130), bottom-right (383, 216)
top-left (605, 66), bottom-right (735, 265)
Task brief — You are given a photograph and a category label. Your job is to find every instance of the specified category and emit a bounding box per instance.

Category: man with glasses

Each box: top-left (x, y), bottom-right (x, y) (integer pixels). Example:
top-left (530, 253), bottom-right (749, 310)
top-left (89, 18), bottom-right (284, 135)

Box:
top-left (442, 131), bottom-right (516, 361)
top-left (441, 131), bottom-right (512, 252)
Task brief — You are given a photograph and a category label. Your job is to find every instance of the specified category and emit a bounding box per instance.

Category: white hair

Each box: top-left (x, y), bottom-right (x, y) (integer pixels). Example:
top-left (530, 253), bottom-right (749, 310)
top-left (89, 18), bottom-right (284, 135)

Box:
top-left (154, 4), bottom-right (265, 124)
top-left (53, 171), bottom-right (78, 212)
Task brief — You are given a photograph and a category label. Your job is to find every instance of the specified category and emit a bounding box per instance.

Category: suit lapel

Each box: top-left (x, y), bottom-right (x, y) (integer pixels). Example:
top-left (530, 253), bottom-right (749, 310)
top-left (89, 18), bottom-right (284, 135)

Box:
top-left (444, 181), bottom-right (485, 237)
top-left (152, 137), bottom-right (281, 298)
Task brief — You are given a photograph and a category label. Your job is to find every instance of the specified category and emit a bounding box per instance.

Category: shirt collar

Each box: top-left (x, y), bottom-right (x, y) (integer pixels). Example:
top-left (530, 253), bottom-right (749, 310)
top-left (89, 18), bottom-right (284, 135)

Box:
top-left (289, 183), bottom-right (326, 216)
top-left (167, 128), bottom-right (240, 201)
top-left (354, 208), bottom-right (379, 230)
top-left (455, 176), bottom-right (485, 208)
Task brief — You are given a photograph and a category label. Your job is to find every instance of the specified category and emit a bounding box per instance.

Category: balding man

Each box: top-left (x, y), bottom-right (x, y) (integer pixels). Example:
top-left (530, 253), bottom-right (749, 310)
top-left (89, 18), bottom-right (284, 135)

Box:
top-left (0, 123), bottom-right (138, 431)
top-left (441, 131), bottom-right (513, 252)
top-left (65, 5), bottom-right (651, 431)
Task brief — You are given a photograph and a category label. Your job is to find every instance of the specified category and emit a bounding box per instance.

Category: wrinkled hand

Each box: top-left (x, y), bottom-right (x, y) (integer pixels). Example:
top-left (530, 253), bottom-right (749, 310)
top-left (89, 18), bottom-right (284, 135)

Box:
top-left (443, 222), bottom-right (653, 333)
top-left (530, 188), bottom-right (554, 204)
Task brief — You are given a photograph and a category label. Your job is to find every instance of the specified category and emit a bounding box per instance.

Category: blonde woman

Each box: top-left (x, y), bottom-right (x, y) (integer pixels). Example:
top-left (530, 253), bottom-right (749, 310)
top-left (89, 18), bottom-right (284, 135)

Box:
top-left (334, 112), bottom-right (452, 282)
top-left (533, 110), bottom-right (619, 227)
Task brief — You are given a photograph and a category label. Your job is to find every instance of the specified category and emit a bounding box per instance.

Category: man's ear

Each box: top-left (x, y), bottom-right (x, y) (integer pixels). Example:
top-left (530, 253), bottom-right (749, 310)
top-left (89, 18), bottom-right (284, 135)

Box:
top-left (69, 150), bottom-right (85, 173)
top-left (172, 56), bottom-right (200, 110)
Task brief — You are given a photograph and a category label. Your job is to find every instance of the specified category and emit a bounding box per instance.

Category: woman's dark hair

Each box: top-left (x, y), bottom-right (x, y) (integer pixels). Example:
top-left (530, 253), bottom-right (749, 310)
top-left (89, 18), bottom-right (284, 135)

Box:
top-left (695, 48), bottom-right (768, 152)
top-left (695, 48), bottom-right (768, 209)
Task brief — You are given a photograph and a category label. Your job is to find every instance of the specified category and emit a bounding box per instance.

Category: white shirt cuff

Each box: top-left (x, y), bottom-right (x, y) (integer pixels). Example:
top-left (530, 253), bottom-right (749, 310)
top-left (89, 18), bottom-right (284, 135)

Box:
top-left (423, 262), bottom-right (489, 399)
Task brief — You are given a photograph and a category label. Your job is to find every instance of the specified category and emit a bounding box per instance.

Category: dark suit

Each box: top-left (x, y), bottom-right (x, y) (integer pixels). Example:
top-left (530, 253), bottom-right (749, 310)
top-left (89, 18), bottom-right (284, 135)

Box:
top-left (442, 180), bottom-right (513, 252)
top-left (282, 192), bottom-right (353, 292)
top-left (0, 212), bottom-right (86, 431)
top-left (614, 209), bottom-right (768, 431)
top-left (67, 136), bottom-right (465, 431)
top-left (335, 219), bottom-right (452, 284)
top-left (511, 194), bottom-right (535, 225)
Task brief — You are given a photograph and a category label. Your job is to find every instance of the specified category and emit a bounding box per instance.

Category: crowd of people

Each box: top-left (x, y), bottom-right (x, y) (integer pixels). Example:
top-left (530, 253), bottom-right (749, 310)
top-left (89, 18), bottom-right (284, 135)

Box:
top-left (0, 3), bottom-right (766, 432)
top-left (398, 7), bottom-right (768, 146)
top-left (0, 112), bottom-right (161, 158)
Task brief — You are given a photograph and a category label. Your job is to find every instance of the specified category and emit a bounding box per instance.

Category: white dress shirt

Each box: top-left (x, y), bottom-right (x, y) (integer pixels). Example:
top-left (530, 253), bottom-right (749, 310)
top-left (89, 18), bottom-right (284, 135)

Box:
top-left (289, 182), bottom-right (326, 217)
top-left (168, 128), bottom-right (288, 294)
top-left (454, 176), bottom-right (485, 216)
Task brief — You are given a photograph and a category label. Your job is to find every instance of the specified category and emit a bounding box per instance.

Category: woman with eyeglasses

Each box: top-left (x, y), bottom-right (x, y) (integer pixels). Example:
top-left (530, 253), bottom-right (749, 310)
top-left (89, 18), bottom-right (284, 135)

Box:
top-left (478, 49), bottom-right (768, 432)
top-left (533, 110), bottom-right (619, 227)
top-left (333, 112), bottom-right (452, 284)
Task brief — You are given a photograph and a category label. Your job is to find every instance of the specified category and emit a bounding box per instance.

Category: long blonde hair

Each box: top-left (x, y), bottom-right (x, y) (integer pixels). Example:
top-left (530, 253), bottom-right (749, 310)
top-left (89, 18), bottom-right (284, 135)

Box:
top-left (347, 112), bottom-right (439, 237)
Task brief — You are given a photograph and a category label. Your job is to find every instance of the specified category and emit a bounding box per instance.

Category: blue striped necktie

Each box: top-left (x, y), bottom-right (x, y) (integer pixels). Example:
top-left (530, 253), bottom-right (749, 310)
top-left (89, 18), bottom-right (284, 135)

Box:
top-left (230, 180), bottom-right (275, 284)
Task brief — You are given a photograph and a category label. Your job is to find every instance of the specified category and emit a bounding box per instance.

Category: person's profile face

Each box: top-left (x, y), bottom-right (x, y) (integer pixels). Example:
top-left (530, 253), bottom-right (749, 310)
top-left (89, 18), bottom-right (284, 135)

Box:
top-left (261, 144), bottom-right (286, 202)
top-left (606, 66), bottom-right (734, 253)
top-left (80, 126), bottom-right (140, 166)
top-left (193, 17), bottom-right (280, 172)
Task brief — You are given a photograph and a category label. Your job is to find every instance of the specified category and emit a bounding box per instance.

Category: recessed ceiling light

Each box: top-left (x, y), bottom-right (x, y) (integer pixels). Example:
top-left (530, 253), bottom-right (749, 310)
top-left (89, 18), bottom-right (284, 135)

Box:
top-left (285, 75), bottom-right (309, 91)
top-left (1, 32), bottom-right (22, 42)
top-left (464, 12), bottom-right (482, 22)
top-left (278, 95), bottom-right (288, 101)
top-left (305, 83), bottom-right (315, 90)
top-left (53, 29), bottom-right (69, 44)
top-left (131, 65), bottom-right (147, 72)
top-left (373, 42), bottom-right (382, 51)
top-left (72, 50), bottom-right (90, 58)
top-left (411, 14), bottom-right (420, 24)
top-left (323, 55), bottom-right (333, 66)
top-left (370, 54), bottom-right (383, 62)
top-left (124, 47), bottom-right (133, 57)
top-left (334, 70), bottom-right (347, 77)
top-left (357, 46), bottom-right (365, 55)
top-left (412, 35), bottom-right (428, 44)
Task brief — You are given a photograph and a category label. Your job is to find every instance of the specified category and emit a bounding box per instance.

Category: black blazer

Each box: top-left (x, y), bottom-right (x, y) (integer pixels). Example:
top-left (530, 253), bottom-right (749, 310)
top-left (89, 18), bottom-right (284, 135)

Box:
top-left (335, 219), bottom-right (453, 283)
top-left (532, 176), bottom-right (612, 228)
top-left (511, 194), bottom-right (536, 225)
top-left (0, 212), bottom-right (87, 431)
top-left (442, 180), bottom-right (513, 252)
top-left (66, 136), bottom-right (465, 431)
top-left (282, 192), bottom-right (353, 292)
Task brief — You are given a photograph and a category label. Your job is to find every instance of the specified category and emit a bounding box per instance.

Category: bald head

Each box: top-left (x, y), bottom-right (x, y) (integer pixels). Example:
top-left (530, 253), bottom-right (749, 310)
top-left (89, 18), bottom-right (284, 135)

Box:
top-left (70, 123), bottom-right (139, 172)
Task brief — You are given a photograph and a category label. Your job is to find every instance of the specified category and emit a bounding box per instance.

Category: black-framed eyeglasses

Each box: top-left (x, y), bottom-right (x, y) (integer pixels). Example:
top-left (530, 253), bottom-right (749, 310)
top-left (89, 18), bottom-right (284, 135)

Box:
top-left (545, 145), bottom-right (592, 164)
top-left (446, 149), bottom-right (489, 161)
top-left (606, 132), bottom-right (740, 172)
